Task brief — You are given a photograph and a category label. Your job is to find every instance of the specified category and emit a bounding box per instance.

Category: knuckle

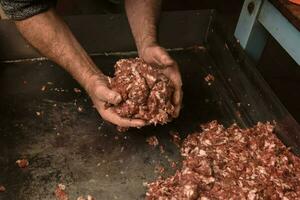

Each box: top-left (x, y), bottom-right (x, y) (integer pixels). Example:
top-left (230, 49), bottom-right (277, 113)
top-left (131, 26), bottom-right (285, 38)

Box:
top-left (107, 92), bottom-right (115, 101)
top-left (118, 120), bottom-right (130, 127)
top-left (95, 86), bottom-right (105, 97)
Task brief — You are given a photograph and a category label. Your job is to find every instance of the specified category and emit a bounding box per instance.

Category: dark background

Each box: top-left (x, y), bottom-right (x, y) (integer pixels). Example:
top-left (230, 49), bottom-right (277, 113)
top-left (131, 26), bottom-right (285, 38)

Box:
top-left (26, 0), bottom-right (300, 123)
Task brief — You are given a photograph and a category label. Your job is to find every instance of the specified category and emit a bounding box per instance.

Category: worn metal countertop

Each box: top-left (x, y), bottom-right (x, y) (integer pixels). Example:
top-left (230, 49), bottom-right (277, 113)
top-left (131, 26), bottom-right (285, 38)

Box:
top-left (0, 49), bottom-right (231, 199)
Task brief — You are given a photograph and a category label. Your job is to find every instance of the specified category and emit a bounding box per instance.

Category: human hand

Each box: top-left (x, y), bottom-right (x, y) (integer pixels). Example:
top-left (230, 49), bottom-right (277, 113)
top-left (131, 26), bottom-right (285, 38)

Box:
top-left (140, 44), bottom-right (183, 117)
top-left (85, 73), bottom-right (146, 128)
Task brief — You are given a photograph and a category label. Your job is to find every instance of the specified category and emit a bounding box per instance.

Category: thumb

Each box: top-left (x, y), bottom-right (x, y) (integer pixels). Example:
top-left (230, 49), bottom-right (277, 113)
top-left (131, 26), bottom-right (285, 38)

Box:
top-left (160, 53), bottom-right (175, 66)
top-left (153, 48), bottom-right (174, 67)
top-left (95, 85), bottom-right (122, 105)
top-left (142, 46), bottom-right (175, 67)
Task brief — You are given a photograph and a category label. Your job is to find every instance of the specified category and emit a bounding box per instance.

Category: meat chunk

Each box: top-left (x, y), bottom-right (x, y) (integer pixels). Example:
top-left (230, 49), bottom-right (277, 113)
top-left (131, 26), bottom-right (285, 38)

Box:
top-left (204, 74), bottom-right (215, 85)
top-left (108, 58), bottom-right (176, 131)
top-left (55, 184), bottom-right (69, 200)
top-left (16, 159), bottom-right (29, 168)
top-left (0, 185), bottom-right (5, 192)
top-left (146, 136), bottom-right (159, 147)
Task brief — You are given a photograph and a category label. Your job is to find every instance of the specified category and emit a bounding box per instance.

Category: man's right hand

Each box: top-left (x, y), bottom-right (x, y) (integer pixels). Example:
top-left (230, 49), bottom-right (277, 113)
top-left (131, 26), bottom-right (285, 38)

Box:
top-left (85, 73), bottom-right (146, 128)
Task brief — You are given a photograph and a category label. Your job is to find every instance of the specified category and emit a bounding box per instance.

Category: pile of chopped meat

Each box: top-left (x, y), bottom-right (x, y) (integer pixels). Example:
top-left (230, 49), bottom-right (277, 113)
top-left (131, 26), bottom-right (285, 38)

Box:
top-left (146, 121), bottom-right (300, 199)
top-left (108, 58), bottom-right (176, 130)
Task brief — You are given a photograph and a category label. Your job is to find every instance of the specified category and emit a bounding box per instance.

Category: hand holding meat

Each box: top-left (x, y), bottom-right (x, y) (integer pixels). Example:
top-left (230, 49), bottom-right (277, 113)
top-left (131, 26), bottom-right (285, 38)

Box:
top-left (85, 73), bottom-right (146, 128)
top-left (140, 44), bottom-right (183, 117)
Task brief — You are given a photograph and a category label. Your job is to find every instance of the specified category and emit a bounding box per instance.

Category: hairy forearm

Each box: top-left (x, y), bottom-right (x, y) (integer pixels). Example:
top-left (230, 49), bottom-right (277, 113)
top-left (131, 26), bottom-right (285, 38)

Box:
top-left (15, 9), bottom-right (102, 91)
top-left (125, 0), bottom-right (161, 53)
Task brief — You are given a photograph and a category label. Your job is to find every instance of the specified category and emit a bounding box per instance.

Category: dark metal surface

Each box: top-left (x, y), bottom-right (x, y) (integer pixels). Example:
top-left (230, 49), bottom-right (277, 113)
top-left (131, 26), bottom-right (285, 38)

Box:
top-left (0, 49), bottom-right (228, 200)
top-left (0, 10), bottom-right (300, 200)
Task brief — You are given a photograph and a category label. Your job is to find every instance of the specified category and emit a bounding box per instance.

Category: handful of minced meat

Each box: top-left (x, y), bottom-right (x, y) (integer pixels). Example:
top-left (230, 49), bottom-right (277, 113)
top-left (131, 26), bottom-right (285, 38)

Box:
top-left (108, 58), bottom-right (176, 131)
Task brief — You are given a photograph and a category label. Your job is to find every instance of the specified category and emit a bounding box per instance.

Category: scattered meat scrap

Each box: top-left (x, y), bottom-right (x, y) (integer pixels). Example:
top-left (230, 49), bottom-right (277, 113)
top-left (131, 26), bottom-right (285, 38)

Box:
top-left (0, 185), bottom-right (5, 192)
top-left (170, 131), bottom-right (181, 148)
top-left (16, 159), bottom-right (29, 168)
top-left (108, 58), bottom-right (176, 131)
top-left (41, 85), bottom-right (46, 91)
top-left (146, 121), bottom-right (300, 199)
top-left (235, 111), bottom-right (241, 118)
top-left (117, 126), bottom-right (128, 132)
top-left (55, 184), bottom-right (69, 200)
top-left (74, 88), bottom-right (82, 93)
top-left (224, 42), bottom-right (229, 50)
top-left (170, 161), bottom-right (177, 169)
top-left (146, 136), bottom-right (159, 147)
top-left (77, 106), bottom-right (83, 112)
top-left (204, 74), bottom-right (215, 85)
top-left (155, 165), bottom-right (165, 174)
top-left (159, 145), bottom-right (165, 154)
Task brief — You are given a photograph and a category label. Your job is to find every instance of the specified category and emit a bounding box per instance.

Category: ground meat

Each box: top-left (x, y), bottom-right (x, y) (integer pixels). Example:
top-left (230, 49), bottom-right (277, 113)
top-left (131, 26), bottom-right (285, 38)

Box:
top-left (155, 165), bottom-right (165, 174)
top-left (16, 159), bottom-right (29, 168)
top-left (204, 74), bottom-right (215, 86)
top-left (108, 58), bottom-right (176, 130)
top-left (55, 184), bottom-right (69, 200)
top-left (146, 121), bottom-right (300, 199)
top-left (0, 185), bottom-right (5, 192)
top-left (170, 131), bottom-right (181, 148)
top-left (146, 136), bottom-right (159, 147)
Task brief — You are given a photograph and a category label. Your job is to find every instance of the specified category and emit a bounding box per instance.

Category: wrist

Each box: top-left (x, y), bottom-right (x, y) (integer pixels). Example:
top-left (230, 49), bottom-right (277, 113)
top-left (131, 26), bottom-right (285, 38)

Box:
top-left (137, 35), bottom-right (157, 55)
top-left (80, 69), bottom-right (104, 95)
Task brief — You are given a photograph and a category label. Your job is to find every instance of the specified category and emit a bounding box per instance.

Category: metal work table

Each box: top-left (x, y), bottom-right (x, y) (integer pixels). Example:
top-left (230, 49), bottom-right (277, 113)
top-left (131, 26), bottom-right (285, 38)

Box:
top-left (1, 10), bottom-right (300, 199)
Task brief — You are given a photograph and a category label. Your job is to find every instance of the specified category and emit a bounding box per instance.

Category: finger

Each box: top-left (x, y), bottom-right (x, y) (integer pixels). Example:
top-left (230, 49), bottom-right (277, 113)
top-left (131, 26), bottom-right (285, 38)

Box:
top-left (97, 102), bottom-right (146, 127)
top-left (161, 53), bottom-right (175, 66)
top-left (95, 85), bottom-right (122, 105)
top-left (162, 66), bottom-right (183, 105)
top-left (173, 103), bottom-right (181, 118)
top-left (104, 109), bottom-right (146, 127)
top-left (173, 87), bottom-right (183, 107)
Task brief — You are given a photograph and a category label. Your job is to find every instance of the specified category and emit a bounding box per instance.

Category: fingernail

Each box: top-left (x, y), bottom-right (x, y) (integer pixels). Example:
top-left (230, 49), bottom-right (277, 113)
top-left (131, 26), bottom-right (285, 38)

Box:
top-left (137, 121), bottom-right (146, 126)
top-left (110, 93), bottom-right (122, 105)
top-left (115, 94), bottom-right (122, 104)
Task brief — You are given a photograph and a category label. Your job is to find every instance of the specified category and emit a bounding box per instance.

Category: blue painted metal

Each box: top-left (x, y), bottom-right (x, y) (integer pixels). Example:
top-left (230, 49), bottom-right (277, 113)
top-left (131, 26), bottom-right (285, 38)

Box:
top-left (258, 0), bottom-right (300, 65)
top-left (235, 0), bottom-right (263, 48)
top-left (235, 0), bottom-right (268, 61)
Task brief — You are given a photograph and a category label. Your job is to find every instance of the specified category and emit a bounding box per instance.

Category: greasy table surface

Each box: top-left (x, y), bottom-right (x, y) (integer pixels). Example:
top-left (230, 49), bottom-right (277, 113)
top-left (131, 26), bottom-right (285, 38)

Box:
top-left (270, 0), bottom-right (300, 31)
top-left (0, 49), bottom-right (234, 200)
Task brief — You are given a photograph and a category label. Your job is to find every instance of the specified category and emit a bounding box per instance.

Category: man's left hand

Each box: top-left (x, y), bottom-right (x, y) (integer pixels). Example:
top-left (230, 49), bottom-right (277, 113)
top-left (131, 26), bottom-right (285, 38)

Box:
top-left (140, 44), bottom-right (183, 117)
